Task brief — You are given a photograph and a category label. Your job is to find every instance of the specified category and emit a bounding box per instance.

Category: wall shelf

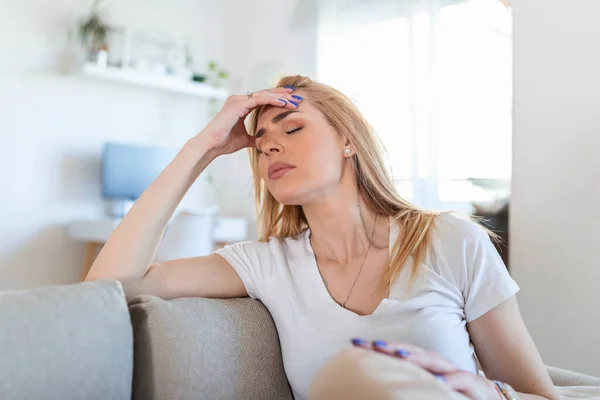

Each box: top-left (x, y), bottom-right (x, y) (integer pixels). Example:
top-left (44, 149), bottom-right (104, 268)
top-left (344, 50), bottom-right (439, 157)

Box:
top-left (81, 63), bottom-right (229, 99)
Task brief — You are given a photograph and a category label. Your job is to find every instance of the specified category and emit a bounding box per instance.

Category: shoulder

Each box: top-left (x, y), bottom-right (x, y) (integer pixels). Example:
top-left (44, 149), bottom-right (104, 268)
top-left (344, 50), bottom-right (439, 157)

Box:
top-left (427, 212), bottom-right (497, 278)
top-left (433, 212), bottom-right (490, 245)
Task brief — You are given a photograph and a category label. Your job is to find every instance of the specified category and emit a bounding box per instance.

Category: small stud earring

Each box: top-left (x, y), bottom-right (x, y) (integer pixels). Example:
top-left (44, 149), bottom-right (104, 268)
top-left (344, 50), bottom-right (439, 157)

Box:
top-left (344, 148), bottom-right (352, 157)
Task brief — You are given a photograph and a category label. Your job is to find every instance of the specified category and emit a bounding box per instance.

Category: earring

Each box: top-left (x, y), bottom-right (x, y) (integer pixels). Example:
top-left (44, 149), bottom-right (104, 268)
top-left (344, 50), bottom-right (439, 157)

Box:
top-left (344, 148), bottom-right (352, 157)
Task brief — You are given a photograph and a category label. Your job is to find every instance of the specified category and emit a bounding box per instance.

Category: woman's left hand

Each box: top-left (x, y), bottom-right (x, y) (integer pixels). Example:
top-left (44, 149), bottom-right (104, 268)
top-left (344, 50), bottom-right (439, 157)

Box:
top-left (351, 339), bottom-right (502, 400)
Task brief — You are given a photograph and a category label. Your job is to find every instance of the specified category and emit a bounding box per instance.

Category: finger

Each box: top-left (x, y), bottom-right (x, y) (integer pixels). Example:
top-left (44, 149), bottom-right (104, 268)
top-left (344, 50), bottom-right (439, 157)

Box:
top-left (262, 86), bottom-right (295, 94)
top-left (350, 338), bottom-right (372, 349)
top-left (246, 91), bottom-right (300, 110)
top-left (444, 372), bottom-right (474, 393)
top-left (444, 371), bottom-right (497, 399)
top-left (400, 351), bottom-right (461, 375)
top-left (254, 90), bottom-right (302, 104)
top-left (370, 340), bottom-right (428, 357)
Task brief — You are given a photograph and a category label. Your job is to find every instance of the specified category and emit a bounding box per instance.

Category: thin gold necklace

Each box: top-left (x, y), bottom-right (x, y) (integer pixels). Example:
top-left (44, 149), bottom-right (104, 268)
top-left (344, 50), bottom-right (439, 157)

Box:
top-left (317, 214), bottom-right (378, 309)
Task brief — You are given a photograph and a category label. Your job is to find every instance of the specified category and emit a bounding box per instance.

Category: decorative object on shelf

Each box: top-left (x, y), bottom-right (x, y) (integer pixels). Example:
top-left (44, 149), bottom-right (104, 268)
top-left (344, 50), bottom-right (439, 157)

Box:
top-left (205, 61), bottom-right (230, 115)
top-left (127, 28), bottom-right (177, 75)
top-left (77, 0), bottom-right (114, 65)
top-left (206, 61), bottom-right (229, 87)
top-left (106, 27), bottom-right (126, 68)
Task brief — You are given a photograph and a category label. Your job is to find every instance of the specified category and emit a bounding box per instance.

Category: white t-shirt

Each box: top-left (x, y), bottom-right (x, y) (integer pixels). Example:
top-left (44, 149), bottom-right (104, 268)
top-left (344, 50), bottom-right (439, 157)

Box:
top-left (215, 213), bottom-right (519, 400)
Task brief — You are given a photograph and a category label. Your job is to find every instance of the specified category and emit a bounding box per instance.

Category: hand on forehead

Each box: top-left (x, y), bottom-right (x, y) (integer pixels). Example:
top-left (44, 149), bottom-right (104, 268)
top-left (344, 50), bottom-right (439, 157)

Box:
top-left (256, 90), bottom-right (311, 125)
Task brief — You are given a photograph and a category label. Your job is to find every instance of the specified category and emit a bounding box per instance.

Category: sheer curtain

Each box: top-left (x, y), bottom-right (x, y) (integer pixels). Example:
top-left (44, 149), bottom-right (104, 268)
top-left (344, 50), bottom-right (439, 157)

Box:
top-left (317, 0), bottom-right (512, 212)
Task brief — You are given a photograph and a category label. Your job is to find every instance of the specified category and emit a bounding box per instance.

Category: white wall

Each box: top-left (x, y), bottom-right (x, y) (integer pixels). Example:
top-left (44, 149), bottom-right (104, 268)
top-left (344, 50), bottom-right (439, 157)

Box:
top-left (511, 0), bottom-right (600, 376)
top-left (0, 0), bottom-right (227, 289)
top-left (209, 0), bottom-right (318, 239)
top-left (0, 0), bottom-right (317, 289)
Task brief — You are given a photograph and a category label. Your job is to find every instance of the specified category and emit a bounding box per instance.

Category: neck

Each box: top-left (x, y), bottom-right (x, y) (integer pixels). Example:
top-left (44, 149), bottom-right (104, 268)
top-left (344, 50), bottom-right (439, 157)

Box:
top-left (303, 176), bottom-right (388, 264)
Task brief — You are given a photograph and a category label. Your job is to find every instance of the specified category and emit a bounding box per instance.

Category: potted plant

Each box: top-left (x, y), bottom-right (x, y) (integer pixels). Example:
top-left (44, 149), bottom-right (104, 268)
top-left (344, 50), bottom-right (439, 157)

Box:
top-left (78, 0), bottom-right (113, 63)
top-left (207, 61), bottom-right (229, 87)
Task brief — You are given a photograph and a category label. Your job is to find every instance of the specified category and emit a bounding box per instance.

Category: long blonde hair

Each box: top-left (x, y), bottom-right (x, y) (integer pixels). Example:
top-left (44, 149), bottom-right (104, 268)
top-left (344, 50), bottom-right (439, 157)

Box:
top-left (247, 75), bottom-right (441, 288)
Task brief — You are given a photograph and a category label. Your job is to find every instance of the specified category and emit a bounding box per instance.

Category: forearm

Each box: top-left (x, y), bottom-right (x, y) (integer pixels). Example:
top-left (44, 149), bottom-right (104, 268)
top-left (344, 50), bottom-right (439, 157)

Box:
top-left (85, 134), bottom-right (218, 282)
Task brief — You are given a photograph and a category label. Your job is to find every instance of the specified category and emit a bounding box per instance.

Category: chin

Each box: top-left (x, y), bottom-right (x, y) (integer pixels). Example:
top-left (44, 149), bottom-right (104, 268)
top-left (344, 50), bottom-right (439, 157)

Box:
top-left (266, 177), bottom-right (311, 206)
top-left (268, 185), bottom-right (305, 206)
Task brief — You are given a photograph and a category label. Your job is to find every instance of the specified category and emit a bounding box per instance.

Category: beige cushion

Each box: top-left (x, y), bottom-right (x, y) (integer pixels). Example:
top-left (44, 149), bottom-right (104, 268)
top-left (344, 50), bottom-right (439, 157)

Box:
top-left (548, 365), bottom-right (600, 387)
top-left (129, 295), bottom-right (293, 400)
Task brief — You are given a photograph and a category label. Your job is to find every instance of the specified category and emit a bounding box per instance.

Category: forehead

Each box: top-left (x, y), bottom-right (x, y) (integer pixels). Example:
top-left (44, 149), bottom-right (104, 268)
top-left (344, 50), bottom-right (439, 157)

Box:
top-left (256, 91), bottom-right (316, 125)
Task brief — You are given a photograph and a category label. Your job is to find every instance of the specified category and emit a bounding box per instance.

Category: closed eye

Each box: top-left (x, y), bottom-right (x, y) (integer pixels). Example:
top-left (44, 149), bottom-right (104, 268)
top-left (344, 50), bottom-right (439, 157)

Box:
top-left (256, 127), bottom-right (302, 155)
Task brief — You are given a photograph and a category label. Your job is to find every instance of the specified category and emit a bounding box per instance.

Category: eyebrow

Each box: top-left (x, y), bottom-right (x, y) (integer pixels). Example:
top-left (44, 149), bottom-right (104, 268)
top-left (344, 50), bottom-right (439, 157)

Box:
top-left (255, 110), bottom-right (299, 138)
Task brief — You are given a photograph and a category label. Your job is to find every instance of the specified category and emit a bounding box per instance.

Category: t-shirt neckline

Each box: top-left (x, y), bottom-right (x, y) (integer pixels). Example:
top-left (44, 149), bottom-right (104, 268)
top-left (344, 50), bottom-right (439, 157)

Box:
top-left (302, 218), bottom-right (397, 320)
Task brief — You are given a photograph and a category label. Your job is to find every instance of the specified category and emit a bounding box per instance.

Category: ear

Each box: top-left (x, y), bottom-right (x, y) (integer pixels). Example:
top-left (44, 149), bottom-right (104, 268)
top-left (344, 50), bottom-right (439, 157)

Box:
top-left (342, 138), bottom-right (355, 157)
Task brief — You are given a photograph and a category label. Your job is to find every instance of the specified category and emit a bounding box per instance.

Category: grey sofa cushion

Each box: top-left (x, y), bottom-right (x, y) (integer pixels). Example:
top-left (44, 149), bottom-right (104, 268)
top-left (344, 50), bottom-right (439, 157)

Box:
top-left (0, 279), bottom-right (133, 400)
top-left (129, 295), bottom-right (293, 400)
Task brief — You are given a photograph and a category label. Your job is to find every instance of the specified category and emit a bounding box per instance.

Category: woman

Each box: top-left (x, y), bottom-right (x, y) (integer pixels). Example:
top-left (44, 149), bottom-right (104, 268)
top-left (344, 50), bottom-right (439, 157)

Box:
top-left (85, 76), bottom-right (559, 400)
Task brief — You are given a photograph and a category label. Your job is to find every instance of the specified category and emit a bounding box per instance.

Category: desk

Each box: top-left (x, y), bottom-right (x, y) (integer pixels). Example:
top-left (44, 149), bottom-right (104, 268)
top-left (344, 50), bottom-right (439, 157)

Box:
top-left (69, 216), bottom-right (248, 280)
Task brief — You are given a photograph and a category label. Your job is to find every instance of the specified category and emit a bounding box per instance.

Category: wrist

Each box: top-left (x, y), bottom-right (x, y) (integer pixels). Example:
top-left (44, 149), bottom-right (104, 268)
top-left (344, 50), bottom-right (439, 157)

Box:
top-left (493, 382), bottom-right (506, 400)
top-left (492, 380), bottom-right (518, 400)
top-left (186, 134), bottom-right (221, 161)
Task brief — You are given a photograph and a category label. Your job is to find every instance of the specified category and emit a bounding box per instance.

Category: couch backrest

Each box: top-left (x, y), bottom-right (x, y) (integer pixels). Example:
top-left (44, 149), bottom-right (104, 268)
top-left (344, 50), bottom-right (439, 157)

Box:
top-left (129, 295), bottom-right (293, 400)
top-left (0, 279), bottom-right (133, 400)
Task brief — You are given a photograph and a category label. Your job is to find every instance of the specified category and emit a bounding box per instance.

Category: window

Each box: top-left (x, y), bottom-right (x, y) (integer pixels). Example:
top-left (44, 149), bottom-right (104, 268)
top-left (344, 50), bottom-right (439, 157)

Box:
top-left (317, 0), bottom-right (512, 211)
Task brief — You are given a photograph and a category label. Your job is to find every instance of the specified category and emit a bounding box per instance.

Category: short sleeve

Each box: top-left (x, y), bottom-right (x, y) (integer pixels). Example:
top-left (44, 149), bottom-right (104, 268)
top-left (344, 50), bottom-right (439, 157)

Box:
top-left (436, 213), bottom-right (520, 322)
top-left (214, 241), bottom-right (268, 300)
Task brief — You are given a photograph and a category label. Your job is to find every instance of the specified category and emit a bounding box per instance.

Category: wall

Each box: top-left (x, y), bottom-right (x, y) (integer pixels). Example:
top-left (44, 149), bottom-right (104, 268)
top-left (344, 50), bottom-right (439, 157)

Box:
top-left (0, 0), bottom-right (226, 289)
top-left (511, 0), bottom-right (600, 376)
top-left (0, 0), bottom-right (317, 289)
top-left (209, 0), bottom-right (318, 239)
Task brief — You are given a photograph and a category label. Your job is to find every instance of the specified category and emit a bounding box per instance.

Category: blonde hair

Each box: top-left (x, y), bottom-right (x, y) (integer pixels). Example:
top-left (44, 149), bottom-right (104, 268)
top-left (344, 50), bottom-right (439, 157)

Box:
top-left (247, 75), bottom-right (444, 288)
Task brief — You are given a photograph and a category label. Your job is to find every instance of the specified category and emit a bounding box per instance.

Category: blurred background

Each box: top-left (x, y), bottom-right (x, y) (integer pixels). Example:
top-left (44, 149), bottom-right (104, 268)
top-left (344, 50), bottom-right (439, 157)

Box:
top-left (0, 0), bottom-right (598, 377)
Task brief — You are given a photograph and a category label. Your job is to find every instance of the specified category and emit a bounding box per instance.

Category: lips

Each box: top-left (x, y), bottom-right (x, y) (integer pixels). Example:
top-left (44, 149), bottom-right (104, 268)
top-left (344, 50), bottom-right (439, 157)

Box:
top-left (268, 161), bottom-right (296, 180)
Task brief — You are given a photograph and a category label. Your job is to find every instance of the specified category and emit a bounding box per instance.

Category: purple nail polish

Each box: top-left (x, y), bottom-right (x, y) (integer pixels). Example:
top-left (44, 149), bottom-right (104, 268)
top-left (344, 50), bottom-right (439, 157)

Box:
top-left (434, 374), bottom-right (447, 383)
top-left (372, 340), bottom-right (387, 348)
top-left (395, 349), bottom-right (410, 357)
top-left (283, 85), bottom-right (295, 90)
top-left (279, 98), bottom-right (288, 105)
top-left (291, 95), bottom-right (303, 101)
top-left (351, 338), bottom-right (366, 346)
top-left (289, 100), bottom-right (299, 107)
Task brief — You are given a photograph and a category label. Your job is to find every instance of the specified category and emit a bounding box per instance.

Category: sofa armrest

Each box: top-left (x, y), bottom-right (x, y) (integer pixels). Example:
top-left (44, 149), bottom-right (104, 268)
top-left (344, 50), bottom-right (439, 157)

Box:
top-left (0, 280), bottom-right (133, 400)
top-left (547, 365), bottom-right (600, 387)
top-left (129, 295), bottom-right (292, 400)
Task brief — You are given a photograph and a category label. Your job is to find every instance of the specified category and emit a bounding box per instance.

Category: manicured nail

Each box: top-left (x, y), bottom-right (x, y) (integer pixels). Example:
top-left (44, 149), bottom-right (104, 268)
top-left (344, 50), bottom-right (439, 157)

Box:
top-left (289, 100), bottom-right (299, 107)
top-left (395, 349), bottom-right (410, 357)
top-left (372, 340), bottom-right (387, 348)
top-left (351, 338), bottom-right (367, 346)
top-left (283, 85), bottom-right (295, 90)
top-left (279, 98), bottom-right (288, 105)
top-left (291, 95), bottom-right (303, 101)
top-left (434, 374), bottom-right (447, 383)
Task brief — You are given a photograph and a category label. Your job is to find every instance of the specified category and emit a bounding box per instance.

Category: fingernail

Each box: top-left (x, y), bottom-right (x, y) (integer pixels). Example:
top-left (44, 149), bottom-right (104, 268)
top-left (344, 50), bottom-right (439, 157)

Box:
top-left (283, 85), bottom-right (295, 90)
top-left (395, 349), bottom-right (410, 357)
top-left (372, 340), bottom-right (387, 348)
top-left (289, 100), bottom-right (299, 107)
top-left (351, 338), bottom-right (367, 346)
top-left (291, 95), bottom-right (303, 101)
top-left (434, 374), bottom-right (447, 383)
top-left (279, 98), bottom-right (288, 105)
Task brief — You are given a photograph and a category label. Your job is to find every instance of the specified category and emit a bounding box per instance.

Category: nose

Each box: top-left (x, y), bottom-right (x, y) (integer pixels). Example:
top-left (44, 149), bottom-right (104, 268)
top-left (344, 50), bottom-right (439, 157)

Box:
top-left (260, 137), bottom-right (283, 156)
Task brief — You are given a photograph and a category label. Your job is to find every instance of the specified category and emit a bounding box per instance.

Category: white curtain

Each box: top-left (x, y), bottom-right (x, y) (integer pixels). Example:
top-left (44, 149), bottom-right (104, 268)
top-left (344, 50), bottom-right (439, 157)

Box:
top-left (317, 0), bottom-right (512, 212)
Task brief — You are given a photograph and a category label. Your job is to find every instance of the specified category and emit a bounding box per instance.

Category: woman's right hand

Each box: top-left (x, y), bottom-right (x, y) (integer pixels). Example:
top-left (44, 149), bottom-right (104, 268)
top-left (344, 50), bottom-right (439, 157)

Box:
top-left (200, 87), bottom-right (300, 156)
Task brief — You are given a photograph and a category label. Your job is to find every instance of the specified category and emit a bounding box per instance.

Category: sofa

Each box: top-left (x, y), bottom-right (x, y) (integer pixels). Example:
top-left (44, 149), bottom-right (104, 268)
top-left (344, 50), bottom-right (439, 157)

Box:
top-left (0, 279), bottom-right (599, 400)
